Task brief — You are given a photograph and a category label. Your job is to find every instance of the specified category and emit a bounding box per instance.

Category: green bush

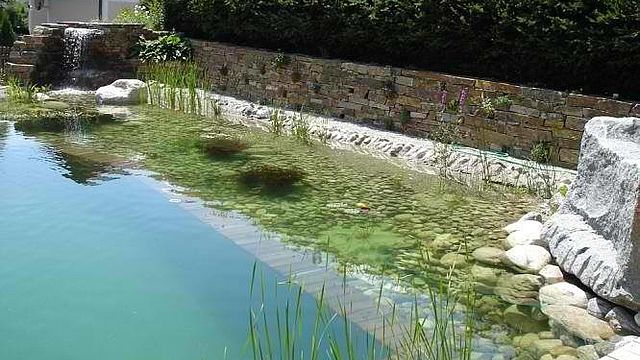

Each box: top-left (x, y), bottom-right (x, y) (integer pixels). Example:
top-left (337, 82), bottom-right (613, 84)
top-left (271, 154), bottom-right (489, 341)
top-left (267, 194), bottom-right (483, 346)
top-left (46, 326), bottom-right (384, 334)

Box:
top-left (164, 0), bottom-right (640, 99)
top-left (135, 33), bottom-right (192, 63)
top-left (0, 10), bottom-right (16, 47)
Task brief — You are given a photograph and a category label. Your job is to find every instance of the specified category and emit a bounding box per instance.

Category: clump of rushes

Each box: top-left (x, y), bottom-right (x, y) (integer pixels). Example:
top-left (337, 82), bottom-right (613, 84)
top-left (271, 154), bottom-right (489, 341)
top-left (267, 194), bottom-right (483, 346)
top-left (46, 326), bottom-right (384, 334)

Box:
top-left (268, 108), bottom-right (286, 135)
top-left (292, 111), bottom-right (312, 145)
top-left (241, 164), bottom-right (304, 189)
top-left (138, 61), bottom-right (211, 115)
top-left (198, 135), bottom-right (249, 157)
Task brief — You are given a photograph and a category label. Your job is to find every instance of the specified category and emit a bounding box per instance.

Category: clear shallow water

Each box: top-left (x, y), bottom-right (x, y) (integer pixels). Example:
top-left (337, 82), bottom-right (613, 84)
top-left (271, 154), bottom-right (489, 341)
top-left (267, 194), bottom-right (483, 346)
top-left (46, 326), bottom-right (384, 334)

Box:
top-left (0, 124), bottom-right (376, 359)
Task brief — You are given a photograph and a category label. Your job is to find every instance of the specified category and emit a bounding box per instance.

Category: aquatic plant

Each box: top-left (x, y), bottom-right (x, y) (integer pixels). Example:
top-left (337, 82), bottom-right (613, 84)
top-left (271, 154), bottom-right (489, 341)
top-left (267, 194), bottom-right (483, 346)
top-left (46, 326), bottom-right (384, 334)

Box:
top-left (246, 250), bottom-right (476, 360)
top-left (292, 111), bottom-right (312, 145)
top-left (241, 164), bottom-right (305, 189)
top-left (198, 135), bottom-right (249, 157)
top-left (138, 61), bottom-right (211, 115)
top-left (268, 108), bottom-right (286, 135)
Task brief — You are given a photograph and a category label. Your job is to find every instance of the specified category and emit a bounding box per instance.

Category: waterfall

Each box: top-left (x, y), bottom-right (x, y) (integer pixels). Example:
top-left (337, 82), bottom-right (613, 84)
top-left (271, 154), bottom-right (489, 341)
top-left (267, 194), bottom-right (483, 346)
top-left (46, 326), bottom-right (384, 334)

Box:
top-left (63, 27), bottom-right (104, 85)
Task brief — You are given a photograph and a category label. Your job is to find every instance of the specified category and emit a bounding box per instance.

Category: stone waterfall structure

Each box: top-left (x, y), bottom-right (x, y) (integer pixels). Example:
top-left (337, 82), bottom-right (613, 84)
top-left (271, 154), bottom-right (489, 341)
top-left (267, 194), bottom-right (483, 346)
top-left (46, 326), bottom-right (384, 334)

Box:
top-left (6, 22), bottom-right (150, 88)
top-left (543, 116), bottom-right (640, 311)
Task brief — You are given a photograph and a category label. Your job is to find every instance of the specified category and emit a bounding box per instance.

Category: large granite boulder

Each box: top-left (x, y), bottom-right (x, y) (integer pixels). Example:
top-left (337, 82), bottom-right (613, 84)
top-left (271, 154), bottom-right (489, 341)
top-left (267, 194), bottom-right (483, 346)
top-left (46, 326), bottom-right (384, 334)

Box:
top-left (542, 117), bottom-right (640, 310)
top-left (96, 79), bottom-right (146, 105)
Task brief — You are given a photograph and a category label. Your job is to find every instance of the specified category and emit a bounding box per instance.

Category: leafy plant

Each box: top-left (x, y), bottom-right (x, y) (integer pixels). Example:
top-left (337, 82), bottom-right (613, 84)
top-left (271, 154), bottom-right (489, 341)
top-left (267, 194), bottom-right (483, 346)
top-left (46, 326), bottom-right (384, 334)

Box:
top-left (493, 96), bottom-right (512, 108)
top-left (445, 99), bottom-right (460, 114)
top-left (478, 97), bottom-right (495, 118)
top-left (6, 77), bottom-right (48, 104)
top-left (272, 53), bottom-right (291, 68)
top-left (383, 117), bottom-right (396, 131)
top-left (135, 33), bottom-right (192, 63)
top-left (530, 141), bottom-right (551, 164)
top-left (400, 110), bottom-right (411, 127)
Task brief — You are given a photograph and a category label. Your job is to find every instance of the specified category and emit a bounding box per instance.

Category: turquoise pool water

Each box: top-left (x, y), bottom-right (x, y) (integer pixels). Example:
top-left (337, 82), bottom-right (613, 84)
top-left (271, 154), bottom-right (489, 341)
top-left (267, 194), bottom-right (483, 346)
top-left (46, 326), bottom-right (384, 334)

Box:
top-left (0, 123), bottom-right (376, 359)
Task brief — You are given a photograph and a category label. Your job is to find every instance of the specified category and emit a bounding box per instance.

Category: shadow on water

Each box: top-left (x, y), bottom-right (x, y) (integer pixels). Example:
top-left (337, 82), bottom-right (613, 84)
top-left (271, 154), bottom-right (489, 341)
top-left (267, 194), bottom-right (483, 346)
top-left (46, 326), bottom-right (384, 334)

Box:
top-left (44, 146), bottom-right (121, 185)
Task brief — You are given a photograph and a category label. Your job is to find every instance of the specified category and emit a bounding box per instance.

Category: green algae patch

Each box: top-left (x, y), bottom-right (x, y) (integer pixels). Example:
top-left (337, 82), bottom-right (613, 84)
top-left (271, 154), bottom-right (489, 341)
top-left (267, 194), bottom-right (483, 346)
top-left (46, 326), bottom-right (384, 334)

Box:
top-left (316, 225), bottom-right (408, 266)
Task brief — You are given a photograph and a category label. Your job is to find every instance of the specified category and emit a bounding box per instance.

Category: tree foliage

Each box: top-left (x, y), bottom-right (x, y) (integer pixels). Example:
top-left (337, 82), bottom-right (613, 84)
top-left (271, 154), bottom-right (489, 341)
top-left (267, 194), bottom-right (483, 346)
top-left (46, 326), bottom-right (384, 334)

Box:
top-left (164, 0), bottom-right (640, 99)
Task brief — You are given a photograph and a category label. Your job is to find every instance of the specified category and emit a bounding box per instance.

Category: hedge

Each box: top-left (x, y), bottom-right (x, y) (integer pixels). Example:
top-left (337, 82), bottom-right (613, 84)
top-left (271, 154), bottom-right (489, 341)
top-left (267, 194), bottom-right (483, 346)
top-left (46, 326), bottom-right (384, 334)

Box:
top-left (164, 0), bottom-right (640, 99)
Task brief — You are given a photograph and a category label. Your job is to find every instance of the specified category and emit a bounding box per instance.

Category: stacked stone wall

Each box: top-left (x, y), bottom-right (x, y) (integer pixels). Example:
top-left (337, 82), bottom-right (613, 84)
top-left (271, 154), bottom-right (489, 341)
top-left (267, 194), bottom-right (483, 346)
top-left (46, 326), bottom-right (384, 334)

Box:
top-left (192, 40), bottom-right (640, 168)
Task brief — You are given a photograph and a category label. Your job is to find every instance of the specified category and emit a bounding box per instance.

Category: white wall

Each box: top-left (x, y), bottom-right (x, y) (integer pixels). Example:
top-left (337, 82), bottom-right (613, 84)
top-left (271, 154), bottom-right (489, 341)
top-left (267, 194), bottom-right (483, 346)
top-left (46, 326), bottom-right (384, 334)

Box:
top-left (103, 0), bottom-right (138, 21)
top-left (28, 0), bottom-right (139, 32)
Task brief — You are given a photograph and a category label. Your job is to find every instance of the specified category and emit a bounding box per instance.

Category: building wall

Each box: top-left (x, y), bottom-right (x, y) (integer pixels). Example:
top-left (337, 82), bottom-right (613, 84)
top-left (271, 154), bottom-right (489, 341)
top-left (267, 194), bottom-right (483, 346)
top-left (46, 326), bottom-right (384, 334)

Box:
top-left (28, 0), bottom-right (138, 32)
top-left (192, 40), bottom-right (640, 168)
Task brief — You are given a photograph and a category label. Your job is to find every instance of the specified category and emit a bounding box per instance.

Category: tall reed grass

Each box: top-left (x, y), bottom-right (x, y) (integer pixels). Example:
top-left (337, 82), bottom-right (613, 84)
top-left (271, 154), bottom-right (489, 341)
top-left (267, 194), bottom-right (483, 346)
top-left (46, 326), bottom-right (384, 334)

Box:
top-left (138, 62), bottom-right (219, 116)
top-left (246, 249), bottom-right (476, 360)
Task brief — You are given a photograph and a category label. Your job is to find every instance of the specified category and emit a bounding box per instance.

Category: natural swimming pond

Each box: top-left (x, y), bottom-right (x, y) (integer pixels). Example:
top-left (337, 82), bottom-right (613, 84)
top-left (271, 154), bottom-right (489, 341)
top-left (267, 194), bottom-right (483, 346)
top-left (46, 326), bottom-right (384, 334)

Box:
top-left (1, 94), bottom-right (545, 359)
top-left (0, 122), bottom-right (382, 359)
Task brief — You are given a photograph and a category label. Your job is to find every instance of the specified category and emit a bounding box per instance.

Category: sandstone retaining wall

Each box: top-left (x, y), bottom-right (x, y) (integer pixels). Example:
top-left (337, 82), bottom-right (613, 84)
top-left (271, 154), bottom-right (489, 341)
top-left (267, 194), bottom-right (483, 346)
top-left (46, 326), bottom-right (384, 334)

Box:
top-left (192, 40), bottom-right (640, 168)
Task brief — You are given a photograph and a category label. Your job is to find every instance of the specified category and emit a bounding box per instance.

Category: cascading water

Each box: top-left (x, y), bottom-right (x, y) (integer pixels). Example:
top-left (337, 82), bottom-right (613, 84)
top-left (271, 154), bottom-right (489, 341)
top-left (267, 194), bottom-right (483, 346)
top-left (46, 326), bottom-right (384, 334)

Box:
top-left (63, 27), bottom-right (104, 87)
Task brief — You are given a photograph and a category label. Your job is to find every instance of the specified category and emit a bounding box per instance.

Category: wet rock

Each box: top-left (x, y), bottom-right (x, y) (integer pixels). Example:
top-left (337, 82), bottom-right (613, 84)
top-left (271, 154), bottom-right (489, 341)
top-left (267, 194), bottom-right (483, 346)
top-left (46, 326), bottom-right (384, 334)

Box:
top-left (539, 354), bottom-right (553, 360)
top-left (503, 305), bottom-right (548, 333)
top-left (543, 117), bottom-right (640, 311)
top-left (550, 345), bottom-right (578, 357)
top-left (96, 79), bottom-right (146, 105)
top-left (518, 332), bottom-right (540, 348)
top-left (587, 297), bottom-right (615, 319)
top-left (495, 274), bottom-right (543, 305)
top-left (605, 306), bottom-right (640, 335)
top-left (440, 252), bottom-right (468, 268)
top-left (539, 282), bottom-right (589, 308)
top-left (542, 305), bottom-right (615, 343)
top-left (636, 313), bottom-right (640, 327)
top-left (503, 245), bottom-right (551, 273)
top-left (472, 246), bottom-right (505, 266)
top-left (539, 265), bottom-right (564, 285)
top-left (533, 339), bottom-right (563, 355)
top-left (576, 345), bottom-right (599, 360)
top-left (556, 356), bottom-right (578, 360)
top-left (471, 264), bottom-right (500, 286)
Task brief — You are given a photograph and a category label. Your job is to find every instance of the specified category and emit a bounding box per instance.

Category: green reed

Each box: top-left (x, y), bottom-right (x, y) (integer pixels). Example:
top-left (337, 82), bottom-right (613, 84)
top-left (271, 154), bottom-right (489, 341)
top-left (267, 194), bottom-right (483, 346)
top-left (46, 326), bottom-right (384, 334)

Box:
top-left (245, 247), bottom-right (476, 360)
top-left (138, 61), bottom-right (212, 116)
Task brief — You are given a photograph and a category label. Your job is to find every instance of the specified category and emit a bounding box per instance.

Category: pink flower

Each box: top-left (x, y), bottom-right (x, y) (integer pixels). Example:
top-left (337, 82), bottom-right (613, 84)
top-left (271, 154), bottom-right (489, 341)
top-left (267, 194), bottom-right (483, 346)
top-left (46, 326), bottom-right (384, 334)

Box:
top-left (459, 88), bottom-right (469, 108)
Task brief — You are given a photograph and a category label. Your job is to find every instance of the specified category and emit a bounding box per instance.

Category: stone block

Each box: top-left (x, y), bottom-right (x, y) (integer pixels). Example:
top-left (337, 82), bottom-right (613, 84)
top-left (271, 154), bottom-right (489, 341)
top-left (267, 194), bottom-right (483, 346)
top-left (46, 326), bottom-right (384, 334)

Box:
top-left (543, 117), bottom-right (640, 310)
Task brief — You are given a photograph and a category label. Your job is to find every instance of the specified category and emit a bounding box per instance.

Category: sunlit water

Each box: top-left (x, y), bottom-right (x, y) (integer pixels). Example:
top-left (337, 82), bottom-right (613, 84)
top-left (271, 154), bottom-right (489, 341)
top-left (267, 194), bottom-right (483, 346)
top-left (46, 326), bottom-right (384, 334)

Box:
top-left (0, 124), bottom-right (376, 359)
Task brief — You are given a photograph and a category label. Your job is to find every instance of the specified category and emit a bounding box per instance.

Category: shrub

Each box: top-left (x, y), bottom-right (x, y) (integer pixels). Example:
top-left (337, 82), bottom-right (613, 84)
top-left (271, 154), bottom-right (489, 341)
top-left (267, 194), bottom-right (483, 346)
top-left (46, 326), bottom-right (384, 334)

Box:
top-left (240, 164), bottom-right (305, 188)
top-left (0, 10), bottom-right (15, 47)
top-left (198, 135), bottom-right (249, 157)
top-left (114, 0), bottom-right (164, 31)
top-left (135, 33), bottom-right (192, 63)
top-left (530, 141), bottom-right (552, 164)
top-left (163, 0), bottom-right (640, 99)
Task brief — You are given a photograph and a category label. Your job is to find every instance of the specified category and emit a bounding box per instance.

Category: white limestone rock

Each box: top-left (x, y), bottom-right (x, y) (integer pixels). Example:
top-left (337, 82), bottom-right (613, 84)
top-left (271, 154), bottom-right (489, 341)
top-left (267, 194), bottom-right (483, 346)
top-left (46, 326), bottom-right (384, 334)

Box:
top-left (605, 307), bottom-right (640, 335)
top-left (503, 245), bottom-right (551, 273)
top-left (543, 117), bottom-right (640, 311)
top-left (96, 79), bottom-right (146, 105)
top-left (542, 305), bottom-right (615, 343)
top-left (587, 297), bottom-right (615, 319)
top-left (503, 219), bottom-right (543, 235)
top-left (539, 265), bottom-right (564, 285)
top-left (539, 282), bottom-right (589, 308)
